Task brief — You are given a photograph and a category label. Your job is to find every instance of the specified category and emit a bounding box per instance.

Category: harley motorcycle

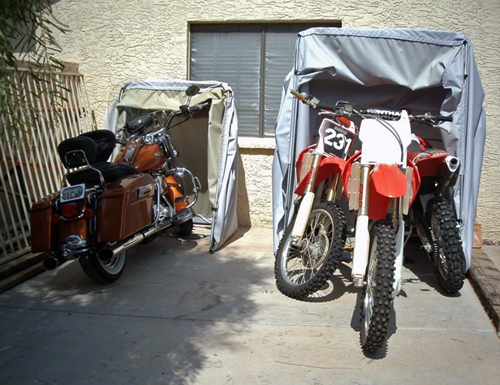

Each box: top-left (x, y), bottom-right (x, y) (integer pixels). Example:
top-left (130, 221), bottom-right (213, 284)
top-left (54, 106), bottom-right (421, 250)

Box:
top-left (274, 90), bottom-right (356, 299)
top-left (406, 120), bottom-right (466, 294)
top-left (30, 85), bottom-right (206, 284)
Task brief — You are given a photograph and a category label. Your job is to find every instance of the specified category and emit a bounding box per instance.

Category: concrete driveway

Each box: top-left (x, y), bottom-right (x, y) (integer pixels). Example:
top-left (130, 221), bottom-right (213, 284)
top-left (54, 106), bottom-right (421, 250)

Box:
top-left (0, 227), bottom-right (499, 385)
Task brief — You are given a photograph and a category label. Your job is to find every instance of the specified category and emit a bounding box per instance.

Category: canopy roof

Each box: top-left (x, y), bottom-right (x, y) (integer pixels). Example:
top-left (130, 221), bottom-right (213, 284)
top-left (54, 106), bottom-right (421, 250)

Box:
top-left (106, 80), bottom-right (239, 252)
top-left (273, 28), bottom-right (486, 268)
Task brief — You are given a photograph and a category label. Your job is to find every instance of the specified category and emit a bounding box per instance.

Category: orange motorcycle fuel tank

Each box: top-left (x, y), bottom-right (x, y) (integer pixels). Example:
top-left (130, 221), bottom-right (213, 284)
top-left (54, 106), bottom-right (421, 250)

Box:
top-left (115, 140), bottom-right (166, 171)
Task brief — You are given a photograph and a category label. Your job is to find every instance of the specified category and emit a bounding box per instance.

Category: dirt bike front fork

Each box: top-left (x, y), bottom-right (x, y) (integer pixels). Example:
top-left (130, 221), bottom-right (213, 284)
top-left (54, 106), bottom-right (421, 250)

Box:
top-left (291, 154), bottom-right (321, 246)
top-left (351, 165), bottom-right (407, 293)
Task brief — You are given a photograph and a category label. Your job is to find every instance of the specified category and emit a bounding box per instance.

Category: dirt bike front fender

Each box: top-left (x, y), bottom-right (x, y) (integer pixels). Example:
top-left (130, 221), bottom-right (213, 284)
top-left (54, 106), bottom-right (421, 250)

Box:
top-left (295, 151), bottom-right (347, 196)
top-left (371, 164), bottom-right (407, 198)
top-left (367, 164), bottom-right (407, 220)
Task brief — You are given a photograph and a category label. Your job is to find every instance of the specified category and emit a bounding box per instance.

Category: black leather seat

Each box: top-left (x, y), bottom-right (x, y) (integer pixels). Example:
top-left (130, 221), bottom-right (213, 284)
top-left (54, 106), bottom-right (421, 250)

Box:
top-left (57, 130), bottom-right (141, 186)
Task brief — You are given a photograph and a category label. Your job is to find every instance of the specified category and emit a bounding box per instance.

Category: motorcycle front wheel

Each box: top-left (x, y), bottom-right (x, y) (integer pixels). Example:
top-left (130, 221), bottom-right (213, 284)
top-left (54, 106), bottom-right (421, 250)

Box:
top-left (427, 197), bottom-right (466, 294)
top-left (79, 249), bottom-right (127, 284)
top-left (360, 220), bottom-right (396, 353)
top-left (175, 218), bottom-right (193, 237)
top-left (275, 200), bottom-right (346, 300)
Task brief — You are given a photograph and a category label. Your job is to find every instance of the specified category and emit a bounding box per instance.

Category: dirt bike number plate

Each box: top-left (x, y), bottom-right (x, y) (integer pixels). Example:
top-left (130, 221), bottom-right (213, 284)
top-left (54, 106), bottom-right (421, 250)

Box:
top-left (60, 183), bottom-right (85, 203)
top-left (318, 119), bottom-right (354, 158)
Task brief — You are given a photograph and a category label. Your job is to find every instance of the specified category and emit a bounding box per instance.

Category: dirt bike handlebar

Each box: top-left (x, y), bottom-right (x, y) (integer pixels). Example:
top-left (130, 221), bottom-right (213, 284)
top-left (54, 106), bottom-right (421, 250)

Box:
top-left (290, 90), bottom-right (453, 124)
top-left (361, 108), bottom-right (453, 124)
top-left (290, 89), bottom-right (350, 112)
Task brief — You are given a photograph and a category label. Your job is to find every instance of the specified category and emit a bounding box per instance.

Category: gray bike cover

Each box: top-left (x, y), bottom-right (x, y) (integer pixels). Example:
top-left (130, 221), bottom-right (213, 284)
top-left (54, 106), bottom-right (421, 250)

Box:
top-left (273, 28), bottom-right (486, 269)
top-left (106, 80), bottom-right (239, 252)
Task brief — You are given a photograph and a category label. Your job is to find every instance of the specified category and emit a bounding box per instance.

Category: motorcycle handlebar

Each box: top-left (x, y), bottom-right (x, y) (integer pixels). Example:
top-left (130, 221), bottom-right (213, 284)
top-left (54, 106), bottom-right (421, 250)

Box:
top-left (290, 89), bottom-right (453, 124)
top-left (362, 109), bottom-right (453, 124)
top-left (173, 102), bottom-right (209, 116)
top-left (290, 89), bottom-right (339, 111)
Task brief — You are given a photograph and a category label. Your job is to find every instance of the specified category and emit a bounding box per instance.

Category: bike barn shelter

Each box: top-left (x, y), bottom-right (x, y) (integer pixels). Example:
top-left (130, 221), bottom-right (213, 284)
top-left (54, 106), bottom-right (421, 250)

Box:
top-left (273, 28), bottom-right (486, 269)
top-left (106, 80), bottom-right (239, 252)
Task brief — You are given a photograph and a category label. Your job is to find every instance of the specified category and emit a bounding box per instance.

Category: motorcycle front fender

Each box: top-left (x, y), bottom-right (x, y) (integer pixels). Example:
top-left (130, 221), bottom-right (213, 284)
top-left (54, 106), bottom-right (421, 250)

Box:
top-left (295, 155), bottom-right (346, 196)
top-left (371, 164), bottom-right (407, 198)
top-left (367, 164), bottom-right (407, 220)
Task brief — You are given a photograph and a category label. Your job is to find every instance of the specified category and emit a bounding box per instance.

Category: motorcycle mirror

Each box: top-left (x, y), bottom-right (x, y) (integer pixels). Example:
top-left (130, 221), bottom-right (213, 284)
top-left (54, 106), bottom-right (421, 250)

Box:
top-left (185, 85), bottom-right (200, 97)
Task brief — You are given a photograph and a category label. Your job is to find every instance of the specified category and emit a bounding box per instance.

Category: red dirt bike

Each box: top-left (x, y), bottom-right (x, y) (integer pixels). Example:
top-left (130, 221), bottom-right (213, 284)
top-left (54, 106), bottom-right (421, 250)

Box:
top-left (406, 118), bottom-right (466, 294)
top-left (341, 106), bottom-right (455, 352)
top-left (274, 90), bottom-right (356, 299)
top-left (30, 85), bottom-right (206, 284)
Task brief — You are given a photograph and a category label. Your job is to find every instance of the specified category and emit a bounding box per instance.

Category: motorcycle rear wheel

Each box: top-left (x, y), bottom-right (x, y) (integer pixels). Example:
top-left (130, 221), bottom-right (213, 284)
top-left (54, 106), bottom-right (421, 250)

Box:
top-left (360, 220), bottom-right (396, 353)
top-left (427, 197), bottom-right (466, 293)
top-left (79, 249), bottom-right (127, 284)
top-left (275, 200), bottom-right (346, 300)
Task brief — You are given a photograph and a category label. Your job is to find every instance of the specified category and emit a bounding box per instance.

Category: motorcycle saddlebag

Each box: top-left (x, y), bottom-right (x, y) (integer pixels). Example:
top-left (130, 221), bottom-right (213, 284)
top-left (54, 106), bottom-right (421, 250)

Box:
top-left (97, 173), bottom-right (155, 242)
top-left (30, 192), bottom-right (59, 252)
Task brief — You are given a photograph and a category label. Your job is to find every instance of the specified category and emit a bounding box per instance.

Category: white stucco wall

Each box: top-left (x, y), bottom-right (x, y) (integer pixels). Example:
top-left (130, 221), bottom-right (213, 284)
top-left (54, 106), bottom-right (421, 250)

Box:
top-left (51, 0), bottom-right (500, 240)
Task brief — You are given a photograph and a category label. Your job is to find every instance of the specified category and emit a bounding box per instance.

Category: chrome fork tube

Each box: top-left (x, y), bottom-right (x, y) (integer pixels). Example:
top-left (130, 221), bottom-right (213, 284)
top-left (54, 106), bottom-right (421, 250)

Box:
top-left (326, 174), bottom-right (340, 202)
top-left (291, 153), bottom-right (321, 245)
top-left (352, 165), bottom-right (371, 287)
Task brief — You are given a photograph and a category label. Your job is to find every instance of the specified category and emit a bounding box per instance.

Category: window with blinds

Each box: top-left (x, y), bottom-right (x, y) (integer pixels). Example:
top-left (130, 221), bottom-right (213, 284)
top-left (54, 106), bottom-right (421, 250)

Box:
top-left (189, 23), bottom-right (341, 137)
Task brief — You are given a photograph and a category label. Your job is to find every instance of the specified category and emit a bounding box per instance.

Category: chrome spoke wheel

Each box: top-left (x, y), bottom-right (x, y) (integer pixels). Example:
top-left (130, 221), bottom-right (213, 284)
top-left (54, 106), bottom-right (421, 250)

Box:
top-left (274, 201), bottom-right (346, 299)
top-left (361, 239), bottom-right (378, 345)
top-left (281, 208), bottom-right (333, 286)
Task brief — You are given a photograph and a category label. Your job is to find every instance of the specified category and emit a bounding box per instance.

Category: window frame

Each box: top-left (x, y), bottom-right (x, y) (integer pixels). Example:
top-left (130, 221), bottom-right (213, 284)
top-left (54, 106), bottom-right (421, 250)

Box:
top-left (187, 21), bottom-right (342, 138)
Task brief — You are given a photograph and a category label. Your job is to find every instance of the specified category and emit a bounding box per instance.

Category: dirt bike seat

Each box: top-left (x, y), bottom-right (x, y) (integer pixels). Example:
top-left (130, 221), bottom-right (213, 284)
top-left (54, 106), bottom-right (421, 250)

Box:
top-left (407, 136), bottom-right (447, 164)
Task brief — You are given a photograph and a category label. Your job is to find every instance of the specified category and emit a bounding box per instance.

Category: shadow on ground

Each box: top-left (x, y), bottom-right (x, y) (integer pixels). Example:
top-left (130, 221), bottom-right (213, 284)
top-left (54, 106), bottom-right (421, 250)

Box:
top-left (0, 227), bottom-right (270, 385)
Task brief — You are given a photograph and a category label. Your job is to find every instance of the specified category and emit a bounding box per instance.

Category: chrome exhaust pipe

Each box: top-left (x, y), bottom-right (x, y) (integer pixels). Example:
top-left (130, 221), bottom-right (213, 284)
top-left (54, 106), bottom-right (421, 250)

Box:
top-left (436, 156), bottom-right (461, 196)
top-left (97, 221), bottom-right (170, 261)
top-left (43, 256), bottom-right (59, 270)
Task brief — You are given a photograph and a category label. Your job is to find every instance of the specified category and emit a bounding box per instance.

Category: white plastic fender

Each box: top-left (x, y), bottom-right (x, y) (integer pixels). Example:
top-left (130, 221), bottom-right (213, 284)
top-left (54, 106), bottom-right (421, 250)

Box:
top-left (291, 191), bottom-right (315, 241)
top-left (352, 214), bottom-right (370, 286)
top-left (393, 220), bottom-right (405, 297)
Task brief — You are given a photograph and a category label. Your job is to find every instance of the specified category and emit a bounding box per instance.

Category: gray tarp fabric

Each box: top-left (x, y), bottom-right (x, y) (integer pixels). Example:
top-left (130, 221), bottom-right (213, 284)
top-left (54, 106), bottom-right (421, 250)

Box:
top-left (273, 28), bottom-right (486, 269)
top-left (105, 80), bottom-right (239, 252)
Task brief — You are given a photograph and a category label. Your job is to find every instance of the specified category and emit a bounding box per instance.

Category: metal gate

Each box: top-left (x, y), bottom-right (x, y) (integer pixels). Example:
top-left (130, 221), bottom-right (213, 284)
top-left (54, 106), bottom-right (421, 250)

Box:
top-left (0, 63), bottom-right (93, 263)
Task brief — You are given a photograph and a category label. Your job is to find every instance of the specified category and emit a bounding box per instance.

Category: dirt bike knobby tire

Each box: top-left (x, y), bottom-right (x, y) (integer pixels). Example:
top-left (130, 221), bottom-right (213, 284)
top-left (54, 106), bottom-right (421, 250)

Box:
top-left (426, 197), bottom-right (466, 294)
top-left (360, 220), bottom-right (396, 353)
top-left (274, 200), bottom-right (346, 300)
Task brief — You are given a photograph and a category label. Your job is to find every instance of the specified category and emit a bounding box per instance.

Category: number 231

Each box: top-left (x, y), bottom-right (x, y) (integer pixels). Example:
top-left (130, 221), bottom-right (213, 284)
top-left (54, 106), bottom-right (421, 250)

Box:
top-left (324, 128), bottom-right (352, 151)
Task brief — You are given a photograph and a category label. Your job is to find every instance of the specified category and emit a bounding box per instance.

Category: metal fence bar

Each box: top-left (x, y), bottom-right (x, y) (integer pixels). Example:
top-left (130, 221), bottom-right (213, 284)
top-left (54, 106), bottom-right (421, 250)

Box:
top-left (0, 64), bottom-right (92, 263)
top-left (2, 133), bottom-right (30, 247)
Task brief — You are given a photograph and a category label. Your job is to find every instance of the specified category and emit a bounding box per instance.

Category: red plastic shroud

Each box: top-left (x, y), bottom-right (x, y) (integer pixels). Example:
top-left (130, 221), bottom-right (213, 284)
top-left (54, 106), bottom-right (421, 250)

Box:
top-left (342, 151), bottom-right (421, 220)
top-left (294, 144), bottom-right (348, 196)
top-left (407, 136), bottom-right (449, 178)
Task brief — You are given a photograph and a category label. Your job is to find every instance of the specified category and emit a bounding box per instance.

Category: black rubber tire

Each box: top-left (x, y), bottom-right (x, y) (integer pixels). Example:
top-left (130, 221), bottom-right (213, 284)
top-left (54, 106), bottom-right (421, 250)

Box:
top-left (427, 197), bottom-right (466, 293)
top-left (79, 250), bottom-right (127, 284)
top-left (175, 218), bottom-right (193, 237)
top-left (360, 220), bottom-right (396, 353)
top-left (275, 200), bottom-right (346, 300)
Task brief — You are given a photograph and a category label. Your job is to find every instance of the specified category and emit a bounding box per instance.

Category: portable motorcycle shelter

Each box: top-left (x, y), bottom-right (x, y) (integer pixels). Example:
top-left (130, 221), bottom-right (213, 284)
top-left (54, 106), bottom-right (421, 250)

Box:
top-left (273, 28), bottom-right (486, 269)
top-left (106, 80), bottom-right (239, 252)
